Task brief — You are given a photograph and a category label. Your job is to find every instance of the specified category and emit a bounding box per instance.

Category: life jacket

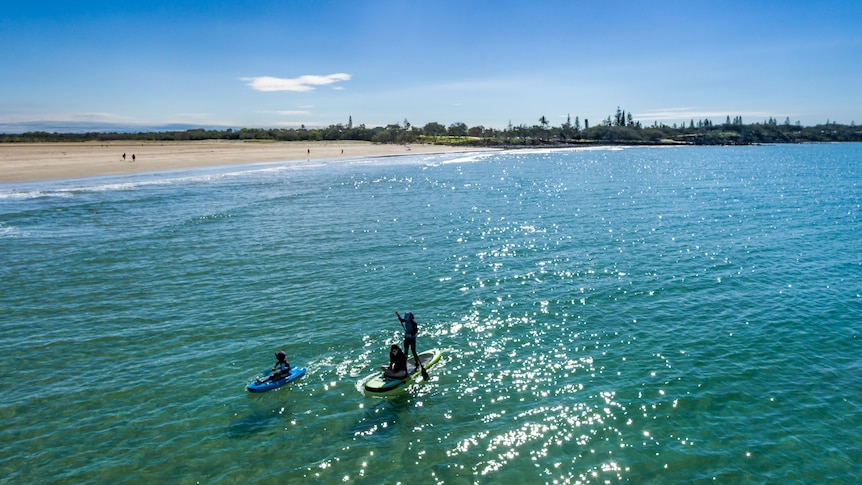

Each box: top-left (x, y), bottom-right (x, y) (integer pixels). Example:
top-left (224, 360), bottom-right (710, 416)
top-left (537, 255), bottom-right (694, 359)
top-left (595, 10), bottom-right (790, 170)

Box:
top-left (404, 317), bottom-right (418, 338)
top-left (273, 359), bottom-right (290, 375)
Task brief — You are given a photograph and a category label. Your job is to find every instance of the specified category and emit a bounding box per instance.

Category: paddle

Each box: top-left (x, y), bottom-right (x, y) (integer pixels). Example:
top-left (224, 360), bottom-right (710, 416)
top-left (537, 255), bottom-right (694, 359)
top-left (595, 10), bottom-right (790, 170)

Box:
top-left (256, 368), bottom-right (279, 384)
top-left (253, 369), bottom-right (271, 384)
top-left (396, 312), bottom-right (429, 380)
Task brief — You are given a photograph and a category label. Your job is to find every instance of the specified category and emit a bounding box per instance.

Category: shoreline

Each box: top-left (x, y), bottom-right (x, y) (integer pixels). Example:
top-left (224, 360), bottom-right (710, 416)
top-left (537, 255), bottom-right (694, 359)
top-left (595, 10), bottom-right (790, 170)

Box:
top-left (0, 140), bottom-right (498, 184)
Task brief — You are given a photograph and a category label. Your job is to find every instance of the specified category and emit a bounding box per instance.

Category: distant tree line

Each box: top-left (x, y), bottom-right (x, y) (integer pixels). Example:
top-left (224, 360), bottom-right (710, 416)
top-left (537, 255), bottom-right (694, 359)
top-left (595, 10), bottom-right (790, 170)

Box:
top-left (2, 108), bottom-right (860, 145)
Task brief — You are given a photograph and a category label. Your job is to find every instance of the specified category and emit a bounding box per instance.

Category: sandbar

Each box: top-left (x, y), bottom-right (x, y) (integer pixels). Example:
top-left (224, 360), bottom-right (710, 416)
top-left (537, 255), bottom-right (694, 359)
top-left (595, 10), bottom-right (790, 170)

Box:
top-left (0, 140), bottom-right (496, 184)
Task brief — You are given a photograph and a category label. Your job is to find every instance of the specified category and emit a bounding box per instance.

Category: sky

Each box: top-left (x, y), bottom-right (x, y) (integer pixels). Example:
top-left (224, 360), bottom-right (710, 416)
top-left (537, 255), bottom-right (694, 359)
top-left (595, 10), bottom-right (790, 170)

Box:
top-left (2, 0), bottom-right (861, 133)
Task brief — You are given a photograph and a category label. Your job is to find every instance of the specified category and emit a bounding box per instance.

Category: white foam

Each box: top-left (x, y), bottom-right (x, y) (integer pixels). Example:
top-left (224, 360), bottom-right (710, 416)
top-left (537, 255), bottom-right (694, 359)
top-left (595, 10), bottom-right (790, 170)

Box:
top-left (438, 152), bottom-right (498, 165)
top-left (0, 152), bottom-right (499, 199)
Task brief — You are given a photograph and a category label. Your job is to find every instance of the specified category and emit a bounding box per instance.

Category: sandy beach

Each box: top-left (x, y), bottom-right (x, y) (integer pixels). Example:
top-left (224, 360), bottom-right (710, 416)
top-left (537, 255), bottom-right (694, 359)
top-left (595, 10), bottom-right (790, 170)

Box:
top-left (0, 140), bottom-right (496, 183)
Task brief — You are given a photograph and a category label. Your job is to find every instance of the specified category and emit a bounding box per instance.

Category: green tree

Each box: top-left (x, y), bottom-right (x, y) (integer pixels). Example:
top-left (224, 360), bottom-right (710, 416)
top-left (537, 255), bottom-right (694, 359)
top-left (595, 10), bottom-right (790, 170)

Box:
top-left (515, 124), bottom-right (530, 144)
top-left (467, 125), bottom-right (485, 138)
top-left (422, 122), bottom-right (446, 141)
top-left (560, 114), bottom-right (573, 142)
top-left (448, 122), bottom-right (468, 139)
top-left (538, 115), bottom-right (550, 141)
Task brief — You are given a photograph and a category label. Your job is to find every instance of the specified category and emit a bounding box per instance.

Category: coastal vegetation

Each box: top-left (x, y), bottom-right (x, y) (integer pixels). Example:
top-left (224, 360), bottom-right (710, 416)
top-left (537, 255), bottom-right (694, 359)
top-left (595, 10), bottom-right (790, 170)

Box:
top-left (3, 108), bottom-right (860, 145)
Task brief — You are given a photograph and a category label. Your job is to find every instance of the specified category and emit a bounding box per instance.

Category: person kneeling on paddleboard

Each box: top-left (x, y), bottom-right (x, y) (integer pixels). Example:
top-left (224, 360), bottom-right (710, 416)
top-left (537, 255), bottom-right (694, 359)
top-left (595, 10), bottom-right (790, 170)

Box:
top-left (381, 344), bottom-right (408, 379)
top-left (261, 350), bottom-right (291, 382)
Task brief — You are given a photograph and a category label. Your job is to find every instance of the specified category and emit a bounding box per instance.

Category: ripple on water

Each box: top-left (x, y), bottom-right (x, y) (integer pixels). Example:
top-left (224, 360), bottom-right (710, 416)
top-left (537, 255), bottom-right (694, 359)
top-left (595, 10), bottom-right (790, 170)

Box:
top-left (1, 145), bottom-right (861, 483)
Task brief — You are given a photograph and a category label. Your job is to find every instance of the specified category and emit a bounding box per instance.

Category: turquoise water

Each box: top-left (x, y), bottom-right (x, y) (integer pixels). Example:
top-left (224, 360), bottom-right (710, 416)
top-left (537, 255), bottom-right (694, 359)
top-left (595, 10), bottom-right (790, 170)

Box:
top-left (1, 144), bottom-right (860, 484)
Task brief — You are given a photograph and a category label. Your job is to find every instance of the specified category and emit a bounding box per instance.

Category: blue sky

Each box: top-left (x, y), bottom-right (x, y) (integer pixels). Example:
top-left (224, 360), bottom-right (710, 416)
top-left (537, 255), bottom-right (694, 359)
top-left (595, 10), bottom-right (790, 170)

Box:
top-left (2, 0), bottom-right (860, 133)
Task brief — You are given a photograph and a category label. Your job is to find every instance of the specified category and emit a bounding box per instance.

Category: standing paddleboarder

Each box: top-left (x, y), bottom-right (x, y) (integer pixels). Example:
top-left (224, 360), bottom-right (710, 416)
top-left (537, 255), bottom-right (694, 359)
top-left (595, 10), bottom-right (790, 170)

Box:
top-left (396, 311), bottom-right (428, 379)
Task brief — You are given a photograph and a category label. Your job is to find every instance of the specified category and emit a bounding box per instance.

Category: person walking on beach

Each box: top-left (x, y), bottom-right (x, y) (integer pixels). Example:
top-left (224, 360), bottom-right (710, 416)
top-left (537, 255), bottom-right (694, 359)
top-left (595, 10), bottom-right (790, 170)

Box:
top-left (131, 154), bottom-right (135, 162)
top-left (396, 311), bottom-right (428, 379)
top-left (122, 153), bottom-right (126, 161)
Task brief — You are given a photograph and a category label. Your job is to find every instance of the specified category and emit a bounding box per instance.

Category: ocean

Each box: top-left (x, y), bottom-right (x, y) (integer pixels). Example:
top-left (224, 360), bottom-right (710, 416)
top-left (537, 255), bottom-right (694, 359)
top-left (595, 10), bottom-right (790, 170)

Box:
top-left (1, 144), bottom-right (860, 484)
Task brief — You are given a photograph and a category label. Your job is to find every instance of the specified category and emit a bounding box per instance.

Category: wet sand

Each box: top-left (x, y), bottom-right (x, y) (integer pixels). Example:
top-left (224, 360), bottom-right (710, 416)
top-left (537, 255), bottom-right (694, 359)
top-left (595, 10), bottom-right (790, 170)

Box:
top-left (0, 140), bottom-right (496, 183)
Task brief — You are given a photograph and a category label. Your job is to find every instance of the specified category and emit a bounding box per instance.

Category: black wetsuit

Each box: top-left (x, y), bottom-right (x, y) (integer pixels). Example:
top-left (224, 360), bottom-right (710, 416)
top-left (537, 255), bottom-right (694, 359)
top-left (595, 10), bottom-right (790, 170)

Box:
top-left (401, 316), bottom-right (418, 356)
top-left (389, 348), bottom-right (407, 374)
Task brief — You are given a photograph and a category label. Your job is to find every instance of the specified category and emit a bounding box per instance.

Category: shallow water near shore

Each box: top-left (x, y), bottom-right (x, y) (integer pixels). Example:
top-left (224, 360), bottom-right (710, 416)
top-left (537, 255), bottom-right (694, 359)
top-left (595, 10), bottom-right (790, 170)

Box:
top-left (2, 145), bottom-right (861, 483)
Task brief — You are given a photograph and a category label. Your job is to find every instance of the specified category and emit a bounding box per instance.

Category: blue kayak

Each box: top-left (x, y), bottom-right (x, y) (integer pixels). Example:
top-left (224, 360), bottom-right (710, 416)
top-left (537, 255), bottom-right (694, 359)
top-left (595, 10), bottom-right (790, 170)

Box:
top-left (246, 366), bottom-right (306, 393)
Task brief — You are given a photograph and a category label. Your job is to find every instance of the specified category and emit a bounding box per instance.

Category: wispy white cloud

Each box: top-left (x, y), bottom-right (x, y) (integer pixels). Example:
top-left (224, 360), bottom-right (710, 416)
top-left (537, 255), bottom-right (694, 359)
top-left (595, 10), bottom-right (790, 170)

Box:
top-left (638, 108), bottom-right (773, 122)
top-left (241, 73), bottom-right (351, 92)
top-left (270, 121), bottom-right (328, 127)
top-left (2, 111), bottom-right (242, 127)
top-left (174, 113), bottom-right (215, 119)
top-left (257, 110), bottom-right (311, 116)
top-left (0, 112), bottom-right (142, 124)
top-left (0, 111), bottom-right (239, 133)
